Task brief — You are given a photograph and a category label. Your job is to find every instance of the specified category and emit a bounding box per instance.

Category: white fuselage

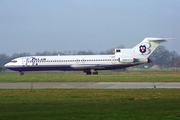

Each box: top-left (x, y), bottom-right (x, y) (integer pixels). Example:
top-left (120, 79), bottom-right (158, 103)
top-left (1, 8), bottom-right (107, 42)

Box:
top-left (4, 54), bottom-right (148, 72)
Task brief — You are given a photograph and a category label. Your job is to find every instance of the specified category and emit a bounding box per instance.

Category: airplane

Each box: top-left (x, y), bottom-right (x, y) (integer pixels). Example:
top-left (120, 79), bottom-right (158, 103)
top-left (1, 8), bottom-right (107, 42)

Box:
top-left (4, 37), bottom-right (172, 75)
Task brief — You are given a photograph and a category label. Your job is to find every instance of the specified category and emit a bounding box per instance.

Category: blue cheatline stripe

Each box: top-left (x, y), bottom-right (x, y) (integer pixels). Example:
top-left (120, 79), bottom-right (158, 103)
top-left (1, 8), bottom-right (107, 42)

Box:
top-left (5, 63), bottom-right (141, 72)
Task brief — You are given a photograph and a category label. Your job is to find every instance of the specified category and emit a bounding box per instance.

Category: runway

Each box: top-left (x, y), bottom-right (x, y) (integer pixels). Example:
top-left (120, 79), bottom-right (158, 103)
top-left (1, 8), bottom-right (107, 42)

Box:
top-left (0, 82), bottom-right (180, 89)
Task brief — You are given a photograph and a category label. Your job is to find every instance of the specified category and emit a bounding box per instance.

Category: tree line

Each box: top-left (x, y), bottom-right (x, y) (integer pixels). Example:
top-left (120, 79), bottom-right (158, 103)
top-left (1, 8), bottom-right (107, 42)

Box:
top-left (149, 46), bottom-right (180, 68)
top-left (0, 45), bottom-right (180, 72)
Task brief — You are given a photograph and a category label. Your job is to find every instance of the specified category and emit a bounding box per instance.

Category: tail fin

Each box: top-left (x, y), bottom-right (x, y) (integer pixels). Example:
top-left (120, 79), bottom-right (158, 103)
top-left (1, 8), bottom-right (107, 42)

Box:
top-left (133, 37), bottom-right (173, 58)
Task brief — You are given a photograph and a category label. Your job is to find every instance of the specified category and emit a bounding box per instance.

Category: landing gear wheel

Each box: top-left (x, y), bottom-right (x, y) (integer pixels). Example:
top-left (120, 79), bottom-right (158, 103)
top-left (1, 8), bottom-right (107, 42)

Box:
top-left (20, 71), bottom-right (25, 75)
top-left (93, 71), bottom-right (98, 75)
top-left (86, 71), bottom-right (91, 75)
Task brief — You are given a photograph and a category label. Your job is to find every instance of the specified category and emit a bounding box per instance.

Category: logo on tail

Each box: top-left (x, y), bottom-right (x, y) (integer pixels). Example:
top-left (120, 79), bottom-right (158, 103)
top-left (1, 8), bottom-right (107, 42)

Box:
top-left (139, 45), bottom-right (146, 54)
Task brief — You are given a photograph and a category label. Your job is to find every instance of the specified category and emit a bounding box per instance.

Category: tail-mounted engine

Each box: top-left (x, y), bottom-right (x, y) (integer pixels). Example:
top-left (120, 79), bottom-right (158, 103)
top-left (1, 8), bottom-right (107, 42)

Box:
top-left (118, 58), bottom-right (149, 63)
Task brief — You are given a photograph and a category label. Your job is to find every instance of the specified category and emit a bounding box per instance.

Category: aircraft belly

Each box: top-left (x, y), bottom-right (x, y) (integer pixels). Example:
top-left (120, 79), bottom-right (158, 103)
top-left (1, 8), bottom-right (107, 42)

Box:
top-left (6, 65), bottom-right (71, 71)
top-left (6, 63), bottom-right (142, 72)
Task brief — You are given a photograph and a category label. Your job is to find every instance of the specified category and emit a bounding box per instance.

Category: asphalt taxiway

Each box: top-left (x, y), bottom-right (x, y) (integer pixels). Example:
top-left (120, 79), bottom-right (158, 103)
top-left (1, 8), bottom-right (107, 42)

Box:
top-left (0, 82), bottom-right (180, 89)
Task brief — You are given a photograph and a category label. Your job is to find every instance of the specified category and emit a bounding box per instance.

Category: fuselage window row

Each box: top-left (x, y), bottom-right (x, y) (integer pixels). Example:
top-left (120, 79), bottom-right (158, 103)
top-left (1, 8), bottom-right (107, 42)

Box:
top-left (27, 59), bottom-right (116, 63)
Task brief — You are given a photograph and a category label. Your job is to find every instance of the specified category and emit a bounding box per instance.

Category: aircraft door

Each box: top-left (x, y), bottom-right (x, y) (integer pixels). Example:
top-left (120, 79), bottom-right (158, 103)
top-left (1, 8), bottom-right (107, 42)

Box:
top-left (111, 56), bottom-right (115, 64)
top-left (31, 57), bottom-right (36, 66)
top-left (22, 58), bottom-right (28, 67)
top-left (22, 58), bottom-right (33, 67)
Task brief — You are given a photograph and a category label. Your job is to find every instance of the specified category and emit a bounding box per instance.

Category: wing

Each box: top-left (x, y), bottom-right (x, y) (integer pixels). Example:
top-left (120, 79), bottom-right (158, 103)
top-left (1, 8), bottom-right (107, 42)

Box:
top-left (70, 64), bottom-right (113, 69)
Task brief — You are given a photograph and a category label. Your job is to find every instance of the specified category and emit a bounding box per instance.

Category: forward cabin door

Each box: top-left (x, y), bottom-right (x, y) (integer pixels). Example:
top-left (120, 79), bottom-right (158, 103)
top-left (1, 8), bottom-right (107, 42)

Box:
top-left (22, 58), bottom-right (32, 67)
top-left (22, 58), bottom-right (28, 67)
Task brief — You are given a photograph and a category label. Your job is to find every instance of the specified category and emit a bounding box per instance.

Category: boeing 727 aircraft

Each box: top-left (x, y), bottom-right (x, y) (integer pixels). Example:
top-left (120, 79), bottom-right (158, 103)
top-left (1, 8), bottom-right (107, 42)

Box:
top-left (4, 38), bottom-right (172, 75)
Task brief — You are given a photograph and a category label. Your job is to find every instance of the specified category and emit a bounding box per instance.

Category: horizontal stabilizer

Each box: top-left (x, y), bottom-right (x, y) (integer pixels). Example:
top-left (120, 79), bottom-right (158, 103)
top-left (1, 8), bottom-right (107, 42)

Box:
top-left (147, 38), bottom-right (173, 42)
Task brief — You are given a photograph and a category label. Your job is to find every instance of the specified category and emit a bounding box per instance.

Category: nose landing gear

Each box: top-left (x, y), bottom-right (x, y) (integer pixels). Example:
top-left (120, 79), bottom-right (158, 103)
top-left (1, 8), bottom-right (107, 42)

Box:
top-left (20, 71), bottom-right (25, 75)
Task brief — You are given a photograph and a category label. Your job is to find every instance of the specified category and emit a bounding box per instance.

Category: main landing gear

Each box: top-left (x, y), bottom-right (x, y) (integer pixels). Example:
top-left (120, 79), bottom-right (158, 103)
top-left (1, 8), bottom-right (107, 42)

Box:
top-left (20, 71), bottom-right (25, 75)
top-left (86, 71), bottom-right (91, 75)
top-left (84, 70), bottom-right (98, 75)
top-left (92, 71), bottom-right (98, 75)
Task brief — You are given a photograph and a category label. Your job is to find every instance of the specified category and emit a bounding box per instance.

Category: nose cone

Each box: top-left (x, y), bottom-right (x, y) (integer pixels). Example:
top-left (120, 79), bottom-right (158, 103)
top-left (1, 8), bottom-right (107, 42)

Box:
top-left (4, 63), bottom-right (9, 69)
top-left (4, 62), bottom-right (18, 71)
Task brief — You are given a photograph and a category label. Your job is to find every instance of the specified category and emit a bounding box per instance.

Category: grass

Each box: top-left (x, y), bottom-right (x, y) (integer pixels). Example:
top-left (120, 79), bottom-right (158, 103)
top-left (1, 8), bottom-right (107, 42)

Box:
top-left (0, 89), bottom-right (180, 120)
top-left (0, 71), bottom-right (180, 82)
top-left (0, 71), bottom-right (180, 119)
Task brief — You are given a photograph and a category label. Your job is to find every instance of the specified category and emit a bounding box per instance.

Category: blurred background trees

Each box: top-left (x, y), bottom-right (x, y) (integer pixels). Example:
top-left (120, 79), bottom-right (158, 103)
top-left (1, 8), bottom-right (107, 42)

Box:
top-left (149, 46), bottom-right (180, 68)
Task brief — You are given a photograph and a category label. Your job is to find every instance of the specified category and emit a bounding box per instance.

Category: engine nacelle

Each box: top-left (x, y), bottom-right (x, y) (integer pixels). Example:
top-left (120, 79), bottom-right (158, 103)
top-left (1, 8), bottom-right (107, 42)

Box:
top-left (118, 58), bottom-right (137, 63)
top-left (118, 57), bottom-right (150, 63)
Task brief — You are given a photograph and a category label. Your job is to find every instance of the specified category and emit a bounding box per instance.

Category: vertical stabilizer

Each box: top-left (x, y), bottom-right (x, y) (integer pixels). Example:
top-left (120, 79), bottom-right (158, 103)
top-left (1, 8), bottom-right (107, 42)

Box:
top-left (133, 38), bottom-right (172, 58)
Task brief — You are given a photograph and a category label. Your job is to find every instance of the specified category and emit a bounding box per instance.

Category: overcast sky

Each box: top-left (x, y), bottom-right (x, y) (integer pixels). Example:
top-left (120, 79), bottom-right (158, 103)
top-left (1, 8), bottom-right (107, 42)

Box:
top-left (0, 0), bottom-right (180, 55)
